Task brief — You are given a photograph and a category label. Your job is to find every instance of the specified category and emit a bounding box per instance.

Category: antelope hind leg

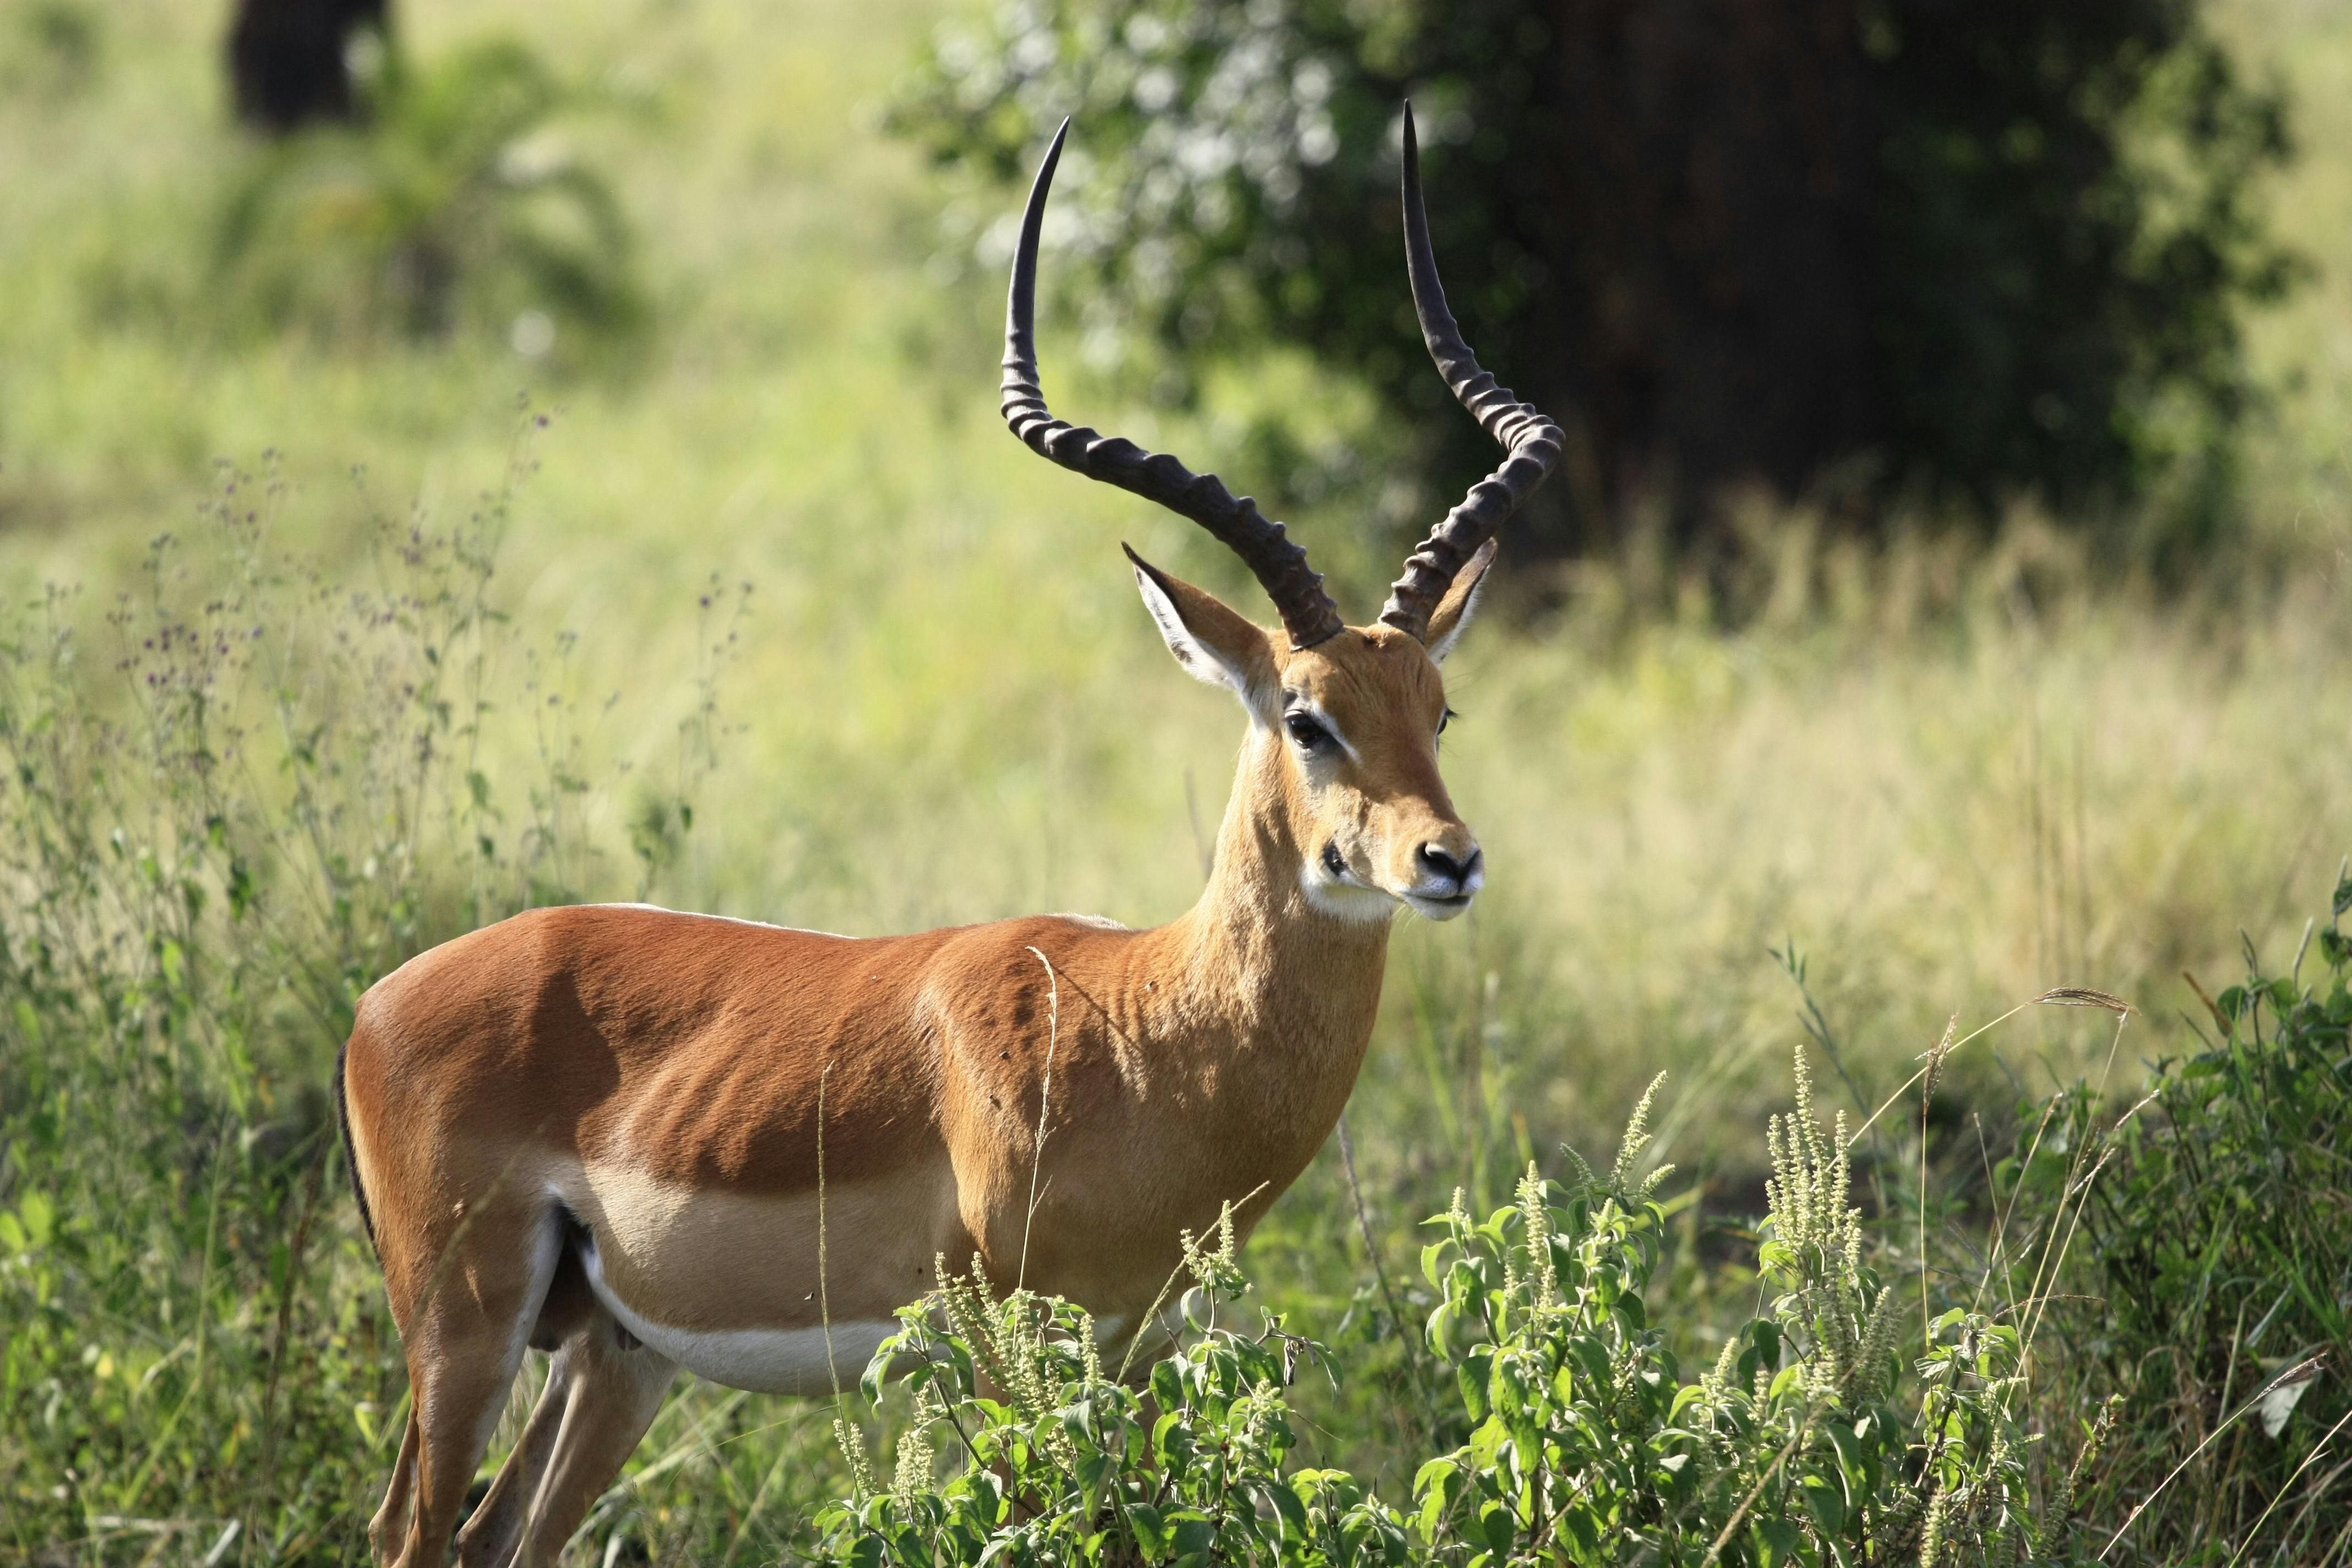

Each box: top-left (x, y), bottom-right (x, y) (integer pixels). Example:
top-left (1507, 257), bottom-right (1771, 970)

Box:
top-left (455, 1348), bottom-right (578, 1568)
top-left (380, 1210), bottom-right (564, 1568)
top-left (509, 1324), bottom-right (678, 1568)
top-left (368, 1409), bottom-right (423, 1566)
top-left (458, 1227), bottom-right (604, 1568)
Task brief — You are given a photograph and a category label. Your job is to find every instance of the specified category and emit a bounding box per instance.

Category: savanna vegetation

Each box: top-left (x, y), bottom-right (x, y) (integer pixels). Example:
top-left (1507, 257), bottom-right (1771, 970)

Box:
top-left (3, 0), bottom-right (2352, 1561)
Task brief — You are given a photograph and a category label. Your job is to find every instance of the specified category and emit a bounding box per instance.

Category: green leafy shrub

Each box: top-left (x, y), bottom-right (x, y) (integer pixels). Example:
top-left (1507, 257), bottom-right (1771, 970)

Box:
top-left (2012, 874), bottom-right (2352, 1563)
top-left (209, 37), bottom-right (645, 357)
top-left (816, 1209), bottom-right (1412, 1567)
top-left (1409, 1070), bottom-right (2091, 1566)
top-left (815, 1068), bottom-right (2098, 1567)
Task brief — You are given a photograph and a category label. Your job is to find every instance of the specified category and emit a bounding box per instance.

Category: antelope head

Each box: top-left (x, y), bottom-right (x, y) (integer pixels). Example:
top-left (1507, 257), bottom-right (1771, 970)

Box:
top-left (1001, 109), bottom-right (1561, 924)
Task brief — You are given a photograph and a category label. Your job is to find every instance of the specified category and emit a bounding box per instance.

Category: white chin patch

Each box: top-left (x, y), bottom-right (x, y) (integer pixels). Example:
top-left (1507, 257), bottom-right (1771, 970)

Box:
top-left (1302, 864), bottom-right (1399, 924)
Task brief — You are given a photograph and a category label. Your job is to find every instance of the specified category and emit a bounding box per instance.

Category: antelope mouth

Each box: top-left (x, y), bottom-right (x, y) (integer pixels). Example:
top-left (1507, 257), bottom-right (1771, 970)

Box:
top-left (1404, 888), bottom-right (1478, 921)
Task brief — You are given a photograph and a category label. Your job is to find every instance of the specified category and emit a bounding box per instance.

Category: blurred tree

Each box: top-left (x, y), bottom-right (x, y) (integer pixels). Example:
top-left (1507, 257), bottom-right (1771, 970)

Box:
top-left (210, 39), bottom-right (645, 360)
top-left (228, 0), bottom-right (388, 133)
top-left (894, 0), bottom-right (2296, 564)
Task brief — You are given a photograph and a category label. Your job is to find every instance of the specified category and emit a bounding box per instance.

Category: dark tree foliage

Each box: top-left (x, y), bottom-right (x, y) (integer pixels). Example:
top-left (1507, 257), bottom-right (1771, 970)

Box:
top-left (228, 0), bottom-right (388, 133)
top-left (894, 0), bottom-right (2295, 560)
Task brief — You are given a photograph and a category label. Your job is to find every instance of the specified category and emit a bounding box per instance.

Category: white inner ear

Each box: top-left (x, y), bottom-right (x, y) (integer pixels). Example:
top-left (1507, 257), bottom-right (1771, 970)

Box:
top-left (1134, 568), bottom-right (1270, 716)
top-left (1426, 568), bottom-right (1490, 666)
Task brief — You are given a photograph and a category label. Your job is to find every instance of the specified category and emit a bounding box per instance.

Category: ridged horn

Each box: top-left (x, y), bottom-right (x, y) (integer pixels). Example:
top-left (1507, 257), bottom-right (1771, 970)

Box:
top-left (1001, 121), bottom-right (1345, 651)
top-left (1378, 104), bottom-right (1564, 641)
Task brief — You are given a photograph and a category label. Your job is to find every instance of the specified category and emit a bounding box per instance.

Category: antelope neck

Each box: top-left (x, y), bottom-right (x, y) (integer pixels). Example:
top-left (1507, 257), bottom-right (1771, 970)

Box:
top-left (1159, 727), bottom-right (1392, 1074)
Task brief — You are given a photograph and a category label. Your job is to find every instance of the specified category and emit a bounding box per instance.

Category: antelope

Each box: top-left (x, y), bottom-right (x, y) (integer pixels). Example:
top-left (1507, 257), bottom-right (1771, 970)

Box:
top-left (339, 107), bottom-right (1561, 1568)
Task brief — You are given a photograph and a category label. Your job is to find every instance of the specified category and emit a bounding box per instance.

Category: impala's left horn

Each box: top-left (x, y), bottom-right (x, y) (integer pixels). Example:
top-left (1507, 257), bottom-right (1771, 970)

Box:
top-left (999, 121), bottom-right (1346, 651)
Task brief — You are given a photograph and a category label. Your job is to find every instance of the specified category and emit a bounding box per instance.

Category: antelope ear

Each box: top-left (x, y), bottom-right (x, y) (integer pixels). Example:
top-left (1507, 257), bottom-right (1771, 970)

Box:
top-left (1422, 538), bottom-right (1499, 665)
top-left (1126, 545), bottom-right (1280, 720)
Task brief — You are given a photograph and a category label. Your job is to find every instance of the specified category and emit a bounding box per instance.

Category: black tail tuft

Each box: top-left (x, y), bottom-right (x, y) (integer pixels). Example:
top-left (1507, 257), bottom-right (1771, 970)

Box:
top-left (334, 1040), bottom-right (380, 1256)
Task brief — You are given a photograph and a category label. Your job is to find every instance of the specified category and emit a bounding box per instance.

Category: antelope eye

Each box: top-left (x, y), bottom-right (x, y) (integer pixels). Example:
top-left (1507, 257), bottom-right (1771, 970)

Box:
top-left (1284, 712), bottom-right (1330, 750)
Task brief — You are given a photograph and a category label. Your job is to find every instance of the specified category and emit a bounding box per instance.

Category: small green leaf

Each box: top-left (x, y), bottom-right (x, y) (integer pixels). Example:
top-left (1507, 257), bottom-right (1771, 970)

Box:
top-left (1477, 1499), bottom-right (1515, 1555)
top-left (1170, 1513), bottom-right (1213, 1560)
top-left (1151, 1360), bottom-right (1183, 1415)
top-left (1124, 1502), bottom-right (1170, 1559)
top-left (1458, 1347), bottom-right (1493, 1421)
top-left (17, 1189), bottom-right (54, 1250)
top-left (1263, 1480), bottom-right (1307, 1536)
top-left (1558, 1505), bottom-right (1600, 1555)
top-left (1412, 1457), bottom-right (1461, 1502)
top-left (1803, 1472), bottom-right (1847, 1534)
top-left (1427, 1299), bottom-right (1462, 1357)
top-left (1827, 1421), bottom-right (1869, 1488)
top-left (1491, 1354), bottom-right (1529, 1419)
top-left (1152, 1410), bottom-right (1194, 1472)
top-left (1750, 1518), bottom-right (1804, 1567)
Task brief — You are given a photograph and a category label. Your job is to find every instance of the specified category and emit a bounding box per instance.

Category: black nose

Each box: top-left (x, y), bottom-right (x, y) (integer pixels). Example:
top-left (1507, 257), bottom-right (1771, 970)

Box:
top-left (1418, 843), bottom-right (1479, 886)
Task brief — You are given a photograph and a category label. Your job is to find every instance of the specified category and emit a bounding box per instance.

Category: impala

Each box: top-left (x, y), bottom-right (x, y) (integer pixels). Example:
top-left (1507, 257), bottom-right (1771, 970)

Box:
top-left (340, 107), bottom-right (1561, 1568)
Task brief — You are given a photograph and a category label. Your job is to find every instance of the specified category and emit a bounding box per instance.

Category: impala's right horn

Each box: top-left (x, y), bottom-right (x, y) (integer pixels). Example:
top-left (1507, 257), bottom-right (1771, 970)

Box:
top-left (1000, 121), bottom-right (1346, 652)
top-left (1378, 105), bottom-right (1565, 644)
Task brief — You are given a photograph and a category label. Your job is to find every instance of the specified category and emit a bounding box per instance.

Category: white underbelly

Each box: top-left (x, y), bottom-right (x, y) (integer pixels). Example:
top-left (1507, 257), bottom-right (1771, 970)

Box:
top-left (576, 1232), bottom-right (1143, 1394)
top-left (579, 1232), bottom-right (897, 1395)
top-left (551, 1156), bottom-right (1141, 1393)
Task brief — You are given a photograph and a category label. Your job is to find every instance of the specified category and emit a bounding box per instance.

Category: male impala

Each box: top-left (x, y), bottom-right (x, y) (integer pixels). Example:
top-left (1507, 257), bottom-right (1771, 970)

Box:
top-left (341, 108), bottom-right (1561, 1568)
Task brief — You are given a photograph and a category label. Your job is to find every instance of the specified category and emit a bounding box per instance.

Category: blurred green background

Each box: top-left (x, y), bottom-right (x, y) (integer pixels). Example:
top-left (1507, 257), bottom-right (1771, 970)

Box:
top-left (4, 0), bottom-right (2352, 1556)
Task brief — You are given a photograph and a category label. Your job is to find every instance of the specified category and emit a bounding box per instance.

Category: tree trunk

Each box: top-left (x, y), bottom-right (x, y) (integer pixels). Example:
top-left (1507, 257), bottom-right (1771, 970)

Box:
top-left (227, 0), bottom-right (389, 134)
top-left (1541, 0), bottom-right (1882, 540)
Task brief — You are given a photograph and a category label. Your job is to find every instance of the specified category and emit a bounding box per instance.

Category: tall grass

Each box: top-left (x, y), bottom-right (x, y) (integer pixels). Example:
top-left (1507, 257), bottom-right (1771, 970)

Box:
top-left (0, 439), bottom-right (841, 1563)
top-left (2, 445), bottom-right (2349, 1559)
top-left (2, 6), bottom-right (2347, 1139)
top-left (4, 434), bottom-right (2348, 1561)
top-left (2002, 884), bottom-right (2352, 1563)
